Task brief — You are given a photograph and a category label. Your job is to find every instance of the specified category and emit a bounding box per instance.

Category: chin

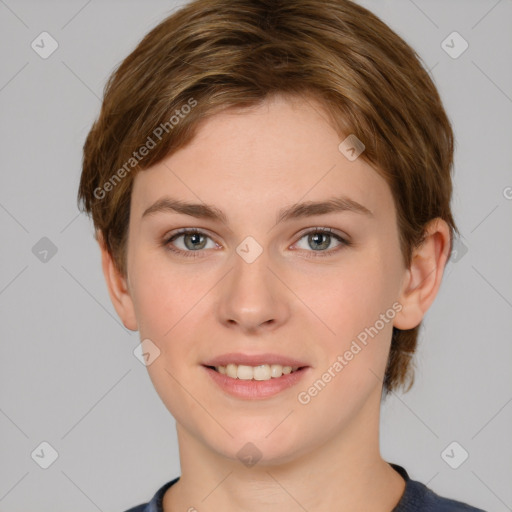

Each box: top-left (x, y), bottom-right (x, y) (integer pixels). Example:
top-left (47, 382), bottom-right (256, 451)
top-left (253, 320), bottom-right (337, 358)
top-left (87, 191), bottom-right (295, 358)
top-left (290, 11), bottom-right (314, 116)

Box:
top-left (206, 422), bottom-right (313, 468)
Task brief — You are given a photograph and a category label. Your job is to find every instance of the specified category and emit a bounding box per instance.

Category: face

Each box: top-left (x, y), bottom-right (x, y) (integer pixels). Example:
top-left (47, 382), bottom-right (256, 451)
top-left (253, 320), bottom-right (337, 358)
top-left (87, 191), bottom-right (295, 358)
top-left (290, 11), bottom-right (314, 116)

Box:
top-left (116, 94), bottom-right (412, 465)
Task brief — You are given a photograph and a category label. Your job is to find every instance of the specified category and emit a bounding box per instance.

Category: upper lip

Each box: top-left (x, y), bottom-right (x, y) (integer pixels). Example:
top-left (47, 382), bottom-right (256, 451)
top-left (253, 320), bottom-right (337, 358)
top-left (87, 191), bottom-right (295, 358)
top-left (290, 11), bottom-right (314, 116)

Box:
top-left (203, 353), bottom-right (309, 368)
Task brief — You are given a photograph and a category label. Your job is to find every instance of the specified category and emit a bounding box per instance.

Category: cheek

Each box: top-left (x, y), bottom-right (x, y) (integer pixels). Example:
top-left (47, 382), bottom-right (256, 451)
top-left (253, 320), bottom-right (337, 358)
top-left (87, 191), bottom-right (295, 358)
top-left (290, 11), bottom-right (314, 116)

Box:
top-left (301, 255), bottom-right (395, 340)
top-left (129, 251), bottom-right (200, 340)
top-left (295, 272), bottom-right (396, 426)
top-left (302, 248), bottom-right (399, 383)
top-left (129, 258), bottom-right (203, 425)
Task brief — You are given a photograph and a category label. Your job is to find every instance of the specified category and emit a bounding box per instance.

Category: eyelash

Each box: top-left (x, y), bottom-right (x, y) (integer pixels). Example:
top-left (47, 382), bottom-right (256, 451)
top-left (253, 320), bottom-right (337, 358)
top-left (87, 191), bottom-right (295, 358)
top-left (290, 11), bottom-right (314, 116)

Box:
top-left (163, 227), bottom-right (351, 259)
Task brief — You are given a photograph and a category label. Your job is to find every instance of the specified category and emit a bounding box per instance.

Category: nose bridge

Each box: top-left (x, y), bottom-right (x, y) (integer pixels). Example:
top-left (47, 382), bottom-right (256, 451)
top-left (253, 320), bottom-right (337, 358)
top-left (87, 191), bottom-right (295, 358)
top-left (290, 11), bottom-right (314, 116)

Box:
top-left (215, 238), bottom-right (289, 332)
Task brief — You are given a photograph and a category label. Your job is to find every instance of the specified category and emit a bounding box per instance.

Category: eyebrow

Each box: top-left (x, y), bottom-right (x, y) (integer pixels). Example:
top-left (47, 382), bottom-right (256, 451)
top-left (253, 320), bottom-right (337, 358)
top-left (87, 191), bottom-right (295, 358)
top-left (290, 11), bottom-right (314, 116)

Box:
top-left (141, 195), bottom-right (373, 224)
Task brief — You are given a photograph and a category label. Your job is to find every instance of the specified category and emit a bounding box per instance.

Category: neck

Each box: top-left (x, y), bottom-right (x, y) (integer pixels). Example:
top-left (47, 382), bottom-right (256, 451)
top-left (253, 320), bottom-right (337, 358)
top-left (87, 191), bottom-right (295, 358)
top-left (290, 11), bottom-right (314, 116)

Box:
top-left (163, 387), bottom-right (406, 512)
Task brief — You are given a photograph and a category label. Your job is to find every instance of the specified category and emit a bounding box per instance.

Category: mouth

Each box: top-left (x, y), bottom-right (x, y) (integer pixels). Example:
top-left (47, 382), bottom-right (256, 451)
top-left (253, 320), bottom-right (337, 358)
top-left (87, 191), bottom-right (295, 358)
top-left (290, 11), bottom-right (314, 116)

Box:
top-left (202, 355), bottom-right (310, 399)
top-left (206, 363), bottom-right (303, 381)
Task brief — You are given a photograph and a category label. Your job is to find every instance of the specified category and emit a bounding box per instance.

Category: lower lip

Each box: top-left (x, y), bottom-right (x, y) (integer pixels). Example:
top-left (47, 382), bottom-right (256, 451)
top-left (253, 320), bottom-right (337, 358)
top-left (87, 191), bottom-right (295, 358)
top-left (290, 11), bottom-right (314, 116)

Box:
top-left (203, 366), bottom-right (309, 399)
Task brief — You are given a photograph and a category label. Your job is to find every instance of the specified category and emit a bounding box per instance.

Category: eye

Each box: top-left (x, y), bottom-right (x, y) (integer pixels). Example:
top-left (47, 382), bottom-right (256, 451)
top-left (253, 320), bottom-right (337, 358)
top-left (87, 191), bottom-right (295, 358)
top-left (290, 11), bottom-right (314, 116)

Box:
top-left (164, 229), bottom-right (218, 258)
top-left (292, 227), bottom-right (350, 258)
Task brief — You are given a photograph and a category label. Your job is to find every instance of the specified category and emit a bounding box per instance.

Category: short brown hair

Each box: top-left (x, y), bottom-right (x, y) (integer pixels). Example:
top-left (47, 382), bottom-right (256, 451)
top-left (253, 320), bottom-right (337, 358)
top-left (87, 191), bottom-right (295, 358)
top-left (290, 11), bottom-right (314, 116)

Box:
top-left (78, 0), bottom-right (458, 394)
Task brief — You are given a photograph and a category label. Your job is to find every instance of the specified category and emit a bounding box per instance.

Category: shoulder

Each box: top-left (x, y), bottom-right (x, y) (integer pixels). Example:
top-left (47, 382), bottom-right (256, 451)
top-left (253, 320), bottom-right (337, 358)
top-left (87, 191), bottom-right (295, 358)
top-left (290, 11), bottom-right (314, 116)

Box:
top-left (121, 477), bottom-right (179, 512)
top-left (391, 464), bottom-right (487, 512)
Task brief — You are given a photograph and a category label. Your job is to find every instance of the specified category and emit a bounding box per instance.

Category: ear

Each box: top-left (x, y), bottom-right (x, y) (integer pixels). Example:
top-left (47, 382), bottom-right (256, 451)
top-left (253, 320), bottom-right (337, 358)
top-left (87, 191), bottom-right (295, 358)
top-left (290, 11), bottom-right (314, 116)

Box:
top-left (394, 218), bottom-right (452, 330)
top-left (97, 231), bottom-right (138, 331)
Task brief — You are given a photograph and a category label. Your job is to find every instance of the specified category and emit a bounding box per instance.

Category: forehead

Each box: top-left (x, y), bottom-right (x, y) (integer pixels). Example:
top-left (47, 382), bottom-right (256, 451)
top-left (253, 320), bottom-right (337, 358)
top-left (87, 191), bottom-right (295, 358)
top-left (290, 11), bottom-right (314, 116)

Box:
top-left (130, 94), bottom-right (394, 224)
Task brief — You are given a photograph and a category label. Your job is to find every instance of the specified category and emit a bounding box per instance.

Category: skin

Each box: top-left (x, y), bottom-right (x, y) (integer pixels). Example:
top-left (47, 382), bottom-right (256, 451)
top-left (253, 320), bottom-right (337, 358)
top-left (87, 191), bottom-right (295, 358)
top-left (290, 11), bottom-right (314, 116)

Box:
top-left (100, 93), bottom-right (451, 511)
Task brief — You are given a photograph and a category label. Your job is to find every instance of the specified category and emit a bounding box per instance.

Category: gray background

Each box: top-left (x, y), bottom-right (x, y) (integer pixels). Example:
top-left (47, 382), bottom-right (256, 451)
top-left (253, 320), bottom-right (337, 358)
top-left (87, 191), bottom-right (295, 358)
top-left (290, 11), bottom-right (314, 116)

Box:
top-left (1, 0), bottom-right (511, 510)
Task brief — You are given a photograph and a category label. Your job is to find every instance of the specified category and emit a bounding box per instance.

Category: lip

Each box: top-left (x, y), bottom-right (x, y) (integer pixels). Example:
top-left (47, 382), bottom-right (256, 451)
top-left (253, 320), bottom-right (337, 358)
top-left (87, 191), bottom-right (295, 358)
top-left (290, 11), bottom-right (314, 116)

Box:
top-left (203, 352), bottom-right (308, 367)
top-left (202, 353), bottom-right (310, 400)
top-left (203, 366), bottom-right (310, 399)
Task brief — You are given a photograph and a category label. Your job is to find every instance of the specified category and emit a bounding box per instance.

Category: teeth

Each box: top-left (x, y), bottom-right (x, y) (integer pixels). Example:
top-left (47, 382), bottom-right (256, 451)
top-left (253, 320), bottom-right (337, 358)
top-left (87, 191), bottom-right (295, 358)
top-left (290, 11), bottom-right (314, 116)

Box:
top-left (215, 363), bottom-right (299, 381)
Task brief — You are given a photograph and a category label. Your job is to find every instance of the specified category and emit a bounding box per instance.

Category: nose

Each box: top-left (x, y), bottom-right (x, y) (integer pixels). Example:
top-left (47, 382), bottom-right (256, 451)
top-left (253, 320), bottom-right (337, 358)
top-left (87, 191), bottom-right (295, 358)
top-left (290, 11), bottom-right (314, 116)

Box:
top-left (215, 246), bottom-right (291, 335)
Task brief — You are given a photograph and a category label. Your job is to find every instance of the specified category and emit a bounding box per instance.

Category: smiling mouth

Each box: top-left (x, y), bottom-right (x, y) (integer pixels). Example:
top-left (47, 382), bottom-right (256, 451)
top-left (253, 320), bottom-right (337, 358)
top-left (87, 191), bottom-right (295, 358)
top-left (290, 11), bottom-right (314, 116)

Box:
top-left (207, 363), bottom-right (303, 381)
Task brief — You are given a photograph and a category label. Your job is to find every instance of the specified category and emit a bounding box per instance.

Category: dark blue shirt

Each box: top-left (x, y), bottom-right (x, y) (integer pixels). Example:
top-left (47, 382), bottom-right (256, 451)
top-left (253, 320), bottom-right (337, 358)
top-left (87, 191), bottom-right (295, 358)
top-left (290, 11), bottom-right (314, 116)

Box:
top-left (124, 464), bottom-right (486, 511)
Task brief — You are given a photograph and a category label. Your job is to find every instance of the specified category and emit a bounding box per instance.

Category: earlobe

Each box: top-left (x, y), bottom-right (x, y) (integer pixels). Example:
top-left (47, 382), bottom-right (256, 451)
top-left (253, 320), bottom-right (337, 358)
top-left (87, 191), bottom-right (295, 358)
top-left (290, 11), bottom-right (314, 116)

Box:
top-left (393, 218), bottom-right (451, 331)
top-left (97, 231), bottom-right (138, 331)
